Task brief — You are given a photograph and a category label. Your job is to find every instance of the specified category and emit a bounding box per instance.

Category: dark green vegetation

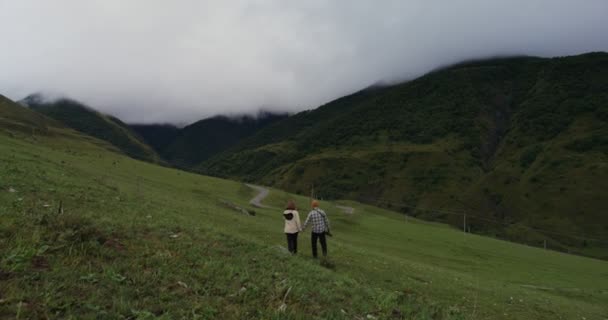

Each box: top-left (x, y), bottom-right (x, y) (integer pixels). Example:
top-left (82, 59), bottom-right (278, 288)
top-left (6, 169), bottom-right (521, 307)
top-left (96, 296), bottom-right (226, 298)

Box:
top-left (132, 112), bottom-right (287, 168)
top-left (200, 53), bottom-right (608, 258)
top-left (2, 95), bottom-right (608, 319)
top-left (20, 94), bottom-right (285, 168)
top-left (129, 124), bottom-right (180, 156)
top-left (22, 94), bottom-right (161, 163)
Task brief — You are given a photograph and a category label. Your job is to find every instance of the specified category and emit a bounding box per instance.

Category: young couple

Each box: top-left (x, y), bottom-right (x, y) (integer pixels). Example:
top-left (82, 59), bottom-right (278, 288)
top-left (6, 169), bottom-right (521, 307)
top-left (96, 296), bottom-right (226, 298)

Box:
top-left (283, 200), bottom-right (331, 258)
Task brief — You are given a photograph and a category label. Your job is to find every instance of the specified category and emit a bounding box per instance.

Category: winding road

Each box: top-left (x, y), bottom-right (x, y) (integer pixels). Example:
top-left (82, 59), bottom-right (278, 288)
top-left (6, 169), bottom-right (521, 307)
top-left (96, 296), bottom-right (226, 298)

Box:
top-left (335, 205), bottom-right (355, 215)
top-left (246, 184), bottom-right (355, 214)
top-left (245, 184), bottom-right (270, 208)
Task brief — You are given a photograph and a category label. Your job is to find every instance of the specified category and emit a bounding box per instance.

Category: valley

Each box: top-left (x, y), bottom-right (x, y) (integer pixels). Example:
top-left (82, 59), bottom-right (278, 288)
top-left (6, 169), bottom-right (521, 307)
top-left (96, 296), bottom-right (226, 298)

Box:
top-left (1, 93), bottom-right (607, 319)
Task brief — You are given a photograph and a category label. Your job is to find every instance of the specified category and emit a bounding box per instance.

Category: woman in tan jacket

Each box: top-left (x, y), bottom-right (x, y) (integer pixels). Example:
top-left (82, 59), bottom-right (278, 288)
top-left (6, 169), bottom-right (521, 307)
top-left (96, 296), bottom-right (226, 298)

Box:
top-left (283, 200), bottom-right (302, 254)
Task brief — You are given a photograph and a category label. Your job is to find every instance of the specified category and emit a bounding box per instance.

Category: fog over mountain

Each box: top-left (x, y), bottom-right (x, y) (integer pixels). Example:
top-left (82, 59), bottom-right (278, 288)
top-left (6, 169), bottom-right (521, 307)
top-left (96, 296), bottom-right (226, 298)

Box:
top-left (1, 0), bottom-right (607, 123)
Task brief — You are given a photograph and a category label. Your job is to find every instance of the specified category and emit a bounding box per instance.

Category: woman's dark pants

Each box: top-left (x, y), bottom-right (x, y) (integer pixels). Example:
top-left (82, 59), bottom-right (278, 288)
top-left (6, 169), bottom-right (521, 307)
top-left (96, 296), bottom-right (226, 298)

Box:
top-left (286, 232), bottom-right (298, 254)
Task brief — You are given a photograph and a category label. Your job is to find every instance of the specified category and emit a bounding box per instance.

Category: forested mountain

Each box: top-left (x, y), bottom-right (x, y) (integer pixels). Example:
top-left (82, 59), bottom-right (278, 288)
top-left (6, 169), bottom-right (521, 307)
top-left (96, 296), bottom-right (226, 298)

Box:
top-left (129, 124), bottom-right (180, 157)
top-left (22, 95), bottom-right (161, 163)
top-left (132, 112), bottom-right (288, 167)
top-left (200, 53), bottom-right (608, 252)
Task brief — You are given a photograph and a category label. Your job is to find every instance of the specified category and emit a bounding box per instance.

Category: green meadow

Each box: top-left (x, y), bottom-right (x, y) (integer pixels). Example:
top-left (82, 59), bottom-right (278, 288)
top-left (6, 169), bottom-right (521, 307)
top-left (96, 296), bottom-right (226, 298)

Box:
top-left (1, 126), bottom-right (607, 319)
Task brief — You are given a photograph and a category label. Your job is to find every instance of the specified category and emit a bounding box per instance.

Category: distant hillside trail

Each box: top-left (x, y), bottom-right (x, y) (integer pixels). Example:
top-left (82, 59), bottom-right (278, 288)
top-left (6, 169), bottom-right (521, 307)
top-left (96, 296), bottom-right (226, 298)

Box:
top-left (246, 184), bottom-right (270, 208)
top-left (335, 205), bottom-right (355, 215)
top-left (245, 184), bottom-right (354, 215)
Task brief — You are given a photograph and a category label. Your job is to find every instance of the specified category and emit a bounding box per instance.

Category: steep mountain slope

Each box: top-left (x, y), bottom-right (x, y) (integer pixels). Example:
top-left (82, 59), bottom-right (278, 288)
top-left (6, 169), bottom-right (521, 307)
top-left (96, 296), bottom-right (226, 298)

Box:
top-left (129, 123), bottom-right (180, 155)
top-left (0, 94), bottom-right (132, 157)
top-left (22, 95), bottom-right (161, 163)
top-left (200, 53), bottom-right (608, 253)
top-left (132, 112), bottom-right (287, 167)
top-left (1, 97), bottom-right (607, 319)
top-left (1, 95), bottom-right (63, 134)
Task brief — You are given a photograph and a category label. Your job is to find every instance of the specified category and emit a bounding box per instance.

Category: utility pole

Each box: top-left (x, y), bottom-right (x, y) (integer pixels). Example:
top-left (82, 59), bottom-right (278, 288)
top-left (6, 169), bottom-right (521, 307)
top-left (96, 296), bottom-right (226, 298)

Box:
top-left (463, 213), bottom-right (467, 234)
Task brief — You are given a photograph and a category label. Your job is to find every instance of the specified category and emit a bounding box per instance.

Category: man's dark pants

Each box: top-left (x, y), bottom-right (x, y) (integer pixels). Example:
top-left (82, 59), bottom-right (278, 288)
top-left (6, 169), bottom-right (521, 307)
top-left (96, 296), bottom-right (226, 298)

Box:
top-left (311, 232), bottom-right (327, 258)
top-left (286, 233), bottom-right (298, 254)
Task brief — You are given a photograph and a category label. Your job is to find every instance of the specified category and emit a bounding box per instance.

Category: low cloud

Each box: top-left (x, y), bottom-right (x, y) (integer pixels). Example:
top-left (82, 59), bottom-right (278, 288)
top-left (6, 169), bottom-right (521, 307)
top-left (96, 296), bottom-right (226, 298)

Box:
top-left (1, 0), bottom-right (607, 123)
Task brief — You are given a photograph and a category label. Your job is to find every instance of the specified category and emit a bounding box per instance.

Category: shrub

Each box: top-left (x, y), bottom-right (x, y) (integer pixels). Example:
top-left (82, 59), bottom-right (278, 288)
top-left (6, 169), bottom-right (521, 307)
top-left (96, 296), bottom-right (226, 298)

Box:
top-left (520, 145), bottom-right (543, 168)
top-left (564, 134), bottom-right (608, 154)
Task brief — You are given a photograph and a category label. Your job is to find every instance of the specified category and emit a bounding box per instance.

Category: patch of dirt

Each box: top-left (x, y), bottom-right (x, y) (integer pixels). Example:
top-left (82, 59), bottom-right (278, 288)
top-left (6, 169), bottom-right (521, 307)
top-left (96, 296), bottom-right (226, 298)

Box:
top-left (407, 275), bottom-right (429, 284)
top-left (391, 308), bottom-right (403, 319)
top-left (103, 238), bottom-right (126, 251)
top-left (31, 256), bottom-right (51, 271)
top-left (0, 268), bottom-right (13, 280)
top-left (167, 281), bottom-right (194, 295)
top-left (319, 258), bottom-right (336, 270)
top-left (220, 200), bottom-right (256, 216)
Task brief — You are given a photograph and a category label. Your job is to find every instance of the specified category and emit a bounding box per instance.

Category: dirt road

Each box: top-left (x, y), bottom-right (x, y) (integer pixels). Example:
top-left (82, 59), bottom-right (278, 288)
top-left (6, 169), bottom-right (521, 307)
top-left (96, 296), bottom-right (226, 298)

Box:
top-left (246, 184), bottom-right (270, 208)
top-left (246, 183), bottom-right (354, 215)
top-left (335, 205), bottom-right (355, 214)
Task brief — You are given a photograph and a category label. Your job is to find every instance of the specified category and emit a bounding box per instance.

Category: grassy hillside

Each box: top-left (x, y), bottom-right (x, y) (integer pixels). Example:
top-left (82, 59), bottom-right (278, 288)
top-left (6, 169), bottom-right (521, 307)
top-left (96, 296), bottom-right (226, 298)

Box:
top-left (199, 53), bottom-right (608, 257)
top-left (1, 95), bottom-right (65, 135)
top-left (22, 94), bottom-right (161, 163)
top-left (132, 112), bottom-right (288, 168)
top-left (0, 95), bottom-right (125, 153)
top-left (2, 93), bottom-right (608, 319)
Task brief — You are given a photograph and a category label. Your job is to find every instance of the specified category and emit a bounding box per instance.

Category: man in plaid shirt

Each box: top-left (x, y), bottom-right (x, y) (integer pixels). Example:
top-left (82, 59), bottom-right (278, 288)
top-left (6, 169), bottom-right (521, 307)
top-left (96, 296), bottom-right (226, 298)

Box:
top-left (303, 200), bottom-right (331, 258)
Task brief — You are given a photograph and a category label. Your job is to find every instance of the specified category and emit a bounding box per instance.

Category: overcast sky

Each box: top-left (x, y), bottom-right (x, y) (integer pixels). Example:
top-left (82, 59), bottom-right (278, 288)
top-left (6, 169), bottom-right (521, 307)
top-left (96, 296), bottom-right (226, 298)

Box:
top-left (1, 1), bottom-right (607, 123)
